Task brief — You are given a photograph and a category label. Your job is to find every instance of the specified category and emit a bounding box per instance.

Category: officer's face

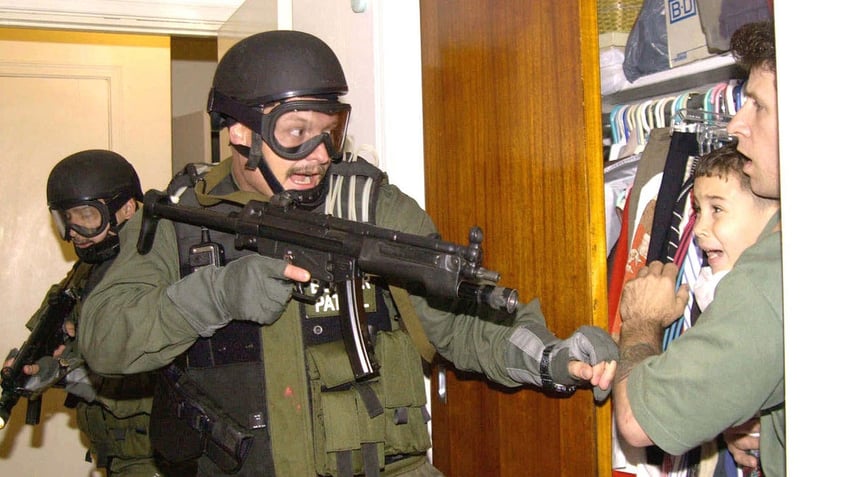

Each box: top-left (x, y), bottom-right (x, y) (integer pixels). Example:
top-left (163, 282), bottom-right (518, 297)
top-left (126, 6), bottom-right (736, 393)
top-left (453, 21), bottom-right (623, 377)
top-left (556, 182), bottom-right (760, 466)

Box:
top-left (262, 108), bottom-right (336, 192)
top-left (229, 113), bottom-right (334, 197)
top-left (66, 199), bottom-right (134, 247)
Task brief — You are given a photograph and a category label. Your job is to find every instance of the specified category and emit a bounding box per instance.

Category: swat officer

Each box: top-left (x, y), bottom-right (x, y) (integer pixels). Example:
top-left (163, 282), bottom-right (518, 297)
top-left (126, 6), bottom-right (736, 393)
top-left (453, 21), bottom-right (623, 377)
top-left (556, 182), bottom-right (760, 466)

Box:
top-left (3, 150), bottom-right (164, 476)
top-left (78, 31), bottom-right (618, 476)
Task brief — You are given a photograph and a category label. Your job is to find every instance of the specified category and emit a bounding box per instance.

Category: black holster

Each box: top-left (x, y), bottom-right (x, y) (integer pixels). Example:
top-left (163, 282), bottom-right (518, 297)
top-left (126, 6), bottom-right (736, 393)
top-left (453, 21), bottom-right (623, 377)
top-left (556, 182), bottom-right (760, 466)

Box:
top-left (150, 365), bottom-right (253, 473)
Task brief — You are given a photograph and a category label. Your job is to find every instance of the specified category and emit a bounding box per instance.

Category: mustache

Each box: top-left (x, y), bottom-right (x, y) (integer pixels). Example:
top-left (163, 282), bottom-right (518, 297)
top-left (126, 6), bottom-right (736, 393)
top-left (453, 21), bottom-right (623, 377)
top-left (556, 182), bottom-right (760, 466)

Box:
top-left (287, 164), bottom-right (328, 176)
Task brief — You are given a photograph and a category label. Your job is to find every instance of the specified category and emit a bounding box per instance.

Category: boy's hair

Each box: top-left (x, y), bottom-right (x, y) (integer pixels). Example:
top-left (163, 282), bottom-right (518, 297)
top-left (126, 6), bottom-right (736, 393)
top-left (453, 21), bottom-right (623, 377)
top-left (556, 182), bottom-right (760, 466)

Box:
top-left (731, 21), bottom-right (776, 74)
top-left (694, 145), bottom-right (752, 192)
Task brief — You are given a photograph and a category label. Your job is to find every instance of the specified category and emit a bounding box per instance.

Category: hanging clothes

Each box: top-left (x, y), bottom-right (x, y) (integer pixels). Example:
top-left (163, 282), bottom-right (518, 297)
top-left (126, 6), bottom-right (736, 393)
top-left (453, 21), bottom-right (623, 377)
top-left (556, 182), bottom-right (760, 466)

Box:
top-left (605, 82), bottom-right (745, 477)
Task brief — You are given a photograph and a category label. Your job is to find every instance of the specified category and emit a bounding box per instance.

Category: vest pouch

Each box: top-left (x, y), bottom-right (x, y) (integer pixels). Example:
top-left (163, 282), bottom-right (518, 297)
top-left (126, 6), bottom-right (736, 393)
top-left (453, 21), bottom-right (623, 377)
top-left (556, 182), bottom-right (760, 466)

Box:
top-left (77, 403), bottom-right (154, 466)
top-left (307, 340), bottom-right (386, 476)
top-left (374, 330), bottom-right (431, 455)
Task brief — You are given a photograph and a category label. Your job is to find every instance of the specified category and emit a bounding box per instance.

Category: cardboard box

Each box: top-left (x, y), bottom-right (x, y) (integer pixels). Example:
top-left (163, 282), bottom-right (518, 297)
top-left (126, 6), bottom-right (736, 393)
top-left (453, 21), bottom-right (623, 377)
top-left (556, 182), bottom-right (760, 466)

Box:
top-left (665, 0), bottom-right (711, 68)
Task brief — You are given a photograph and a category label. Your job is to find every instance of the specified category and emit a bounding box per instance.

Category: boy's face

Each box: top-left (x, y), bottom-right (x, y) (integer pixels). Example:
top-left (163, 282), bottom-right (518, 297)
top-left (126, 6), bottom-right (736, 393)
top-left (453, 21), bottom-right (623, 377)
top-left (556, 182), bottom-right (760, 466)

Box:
top-left (692, 174), bottom-right (779, 272)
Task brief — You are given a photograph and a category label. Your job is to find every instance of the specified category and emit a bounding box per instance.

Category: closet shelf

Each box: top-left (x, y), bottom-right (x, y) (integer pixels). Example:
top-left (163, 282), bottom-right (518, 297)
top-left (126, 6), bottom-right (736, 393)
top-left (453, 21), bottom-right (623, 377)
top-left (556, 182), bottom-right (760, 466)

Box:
top-left (603, 53), bottom-right (741, 110)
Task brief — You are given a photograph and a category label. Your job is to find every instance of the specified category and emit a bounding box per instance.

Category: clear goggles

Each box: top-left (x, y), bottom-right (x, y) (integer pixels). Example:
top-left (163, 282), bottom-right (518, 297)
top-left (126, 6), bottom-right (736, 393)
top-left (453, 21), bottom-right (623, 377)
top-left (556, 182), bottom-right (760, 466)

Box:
top-left (50, 200), bottom-right (111, 240)
top-left (208, 91), bottom-right (351, 161)
top-left (261, 100), bottom-right (351, 161)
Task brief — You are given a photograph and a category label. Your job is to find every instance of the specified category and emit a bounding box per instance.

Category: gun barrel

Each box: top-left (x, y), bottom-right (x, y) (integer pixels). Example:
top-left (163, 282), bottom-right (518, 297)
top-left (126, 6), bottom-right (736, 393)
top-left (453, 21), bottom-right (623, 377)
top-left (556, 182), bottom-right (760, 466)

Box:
top-left (458, 282), bottom-right (519, 313)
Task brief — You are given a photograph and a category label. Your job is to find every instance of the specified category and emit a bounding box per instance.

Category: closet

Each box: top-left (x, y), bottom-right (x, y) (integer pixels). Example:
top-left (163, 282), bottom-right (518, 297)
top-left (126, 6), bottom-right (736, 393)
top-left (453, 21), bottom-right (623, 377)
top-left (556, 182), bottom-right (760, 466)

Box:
top-left (605, 83), bottom-right (744, 477)
top-left (603, 4), bottom-right (771, 475)
top-left (419, 1), bottom-right (761, 475)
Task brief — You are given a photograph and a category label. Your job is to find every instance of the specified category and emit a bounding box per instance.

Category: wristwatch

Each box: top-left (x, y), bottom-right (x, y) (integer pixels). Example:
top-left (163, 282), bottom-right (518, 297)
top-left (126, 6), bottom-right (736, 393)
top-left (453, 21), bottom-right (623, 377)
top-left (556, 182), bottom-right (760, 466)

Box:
top-left (540, 344), bottom-right (578, 396)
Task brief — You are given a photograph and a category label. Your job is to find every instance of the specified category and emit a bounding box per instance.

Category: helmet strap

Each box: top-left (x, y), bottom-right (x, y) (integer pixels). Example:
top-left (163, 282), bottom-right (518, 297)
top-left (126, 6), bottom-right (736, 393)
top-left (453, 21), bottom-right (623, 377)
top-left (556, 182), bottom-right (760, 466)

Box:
top-left (258, 155), bottom-right (285, 195)
top-left (272, 178), bottom-right (329, 211)
top-left (246, 131), bottom-right (263, 170)
top-left (75, 233), bottom-right (120, 264)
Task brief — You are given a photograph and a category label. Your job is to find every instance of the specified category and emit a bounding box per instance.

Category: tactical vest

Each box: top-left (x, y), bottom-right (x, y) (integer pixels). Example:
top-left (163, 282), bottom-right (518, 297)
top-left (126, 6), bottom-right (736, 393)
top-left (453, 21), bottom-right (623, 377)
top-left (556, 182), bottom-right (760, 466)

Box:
top-left (149, 157), bottom-right (432, 477)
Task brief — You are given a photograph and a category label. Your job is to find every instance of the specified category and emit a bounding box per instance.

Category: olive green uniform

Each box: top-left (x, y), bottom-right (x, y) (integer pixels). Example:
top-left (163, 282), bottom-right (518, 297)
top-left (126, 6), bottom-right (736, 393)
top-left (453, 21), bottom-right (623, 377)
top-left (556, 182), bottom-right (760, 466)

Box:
top-left (27, 262), bottom-right (160, 476)
top-left (80, 158), bottom-right (594, 476)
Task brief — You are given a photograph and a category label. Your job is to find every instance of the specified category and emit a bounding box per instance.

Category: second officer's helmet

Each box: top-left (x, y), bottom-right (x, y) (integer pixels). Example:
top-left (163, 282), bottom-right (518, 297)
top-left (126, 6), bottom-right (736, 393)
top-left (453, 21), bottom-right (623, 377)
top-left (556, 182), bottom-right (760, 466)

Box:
top-left (47, 149), bottom-right (142, 262)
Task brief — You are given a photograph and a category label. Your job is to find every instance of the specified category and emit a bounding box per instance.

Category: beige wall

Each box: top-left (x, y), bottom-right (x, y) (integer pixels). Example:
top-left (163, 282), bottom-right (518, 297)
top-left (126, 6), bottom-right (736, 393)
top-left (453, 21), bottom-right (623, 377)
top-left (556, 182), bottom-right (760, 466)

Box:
top-left (0, 28), bottom-right (171, 475)
top-left (171, 37), bottom-right (218, 169)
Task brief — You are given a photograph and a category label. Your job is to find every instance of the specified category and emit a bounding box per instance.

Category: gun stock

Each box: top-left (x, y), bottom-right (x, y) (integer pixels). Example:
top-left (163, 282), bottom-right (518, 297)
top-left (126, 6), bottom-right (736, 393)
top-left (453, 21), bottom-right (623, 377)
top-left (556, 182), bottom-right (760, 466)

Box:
top-left (137, 189), bottom-right (519, 380)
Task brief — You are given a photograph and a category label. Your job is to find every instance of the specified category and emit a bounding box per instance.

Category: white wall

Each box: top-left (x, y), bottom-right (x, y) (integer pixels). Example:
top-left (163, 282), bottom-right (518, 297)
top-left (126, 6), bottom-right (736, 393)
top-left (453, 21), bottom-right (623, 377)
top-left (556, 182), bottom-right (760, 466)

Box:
top-left (291, 0), bottom-right (425, 207)
top-left (775, 2), bottom-right (846, 475)
top-left (172, 60), bottom-right (216, 118)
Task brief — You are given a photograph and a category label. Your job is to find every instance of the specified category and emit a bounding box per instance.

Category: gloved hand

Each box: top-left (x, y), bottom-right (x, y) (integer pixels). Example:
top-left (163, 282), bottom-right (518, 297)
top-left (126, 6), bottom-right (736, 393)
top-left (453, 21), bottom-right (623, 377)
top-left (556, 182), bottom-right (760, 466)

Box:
top-left (22, 345), bottom-right (86, 397)
top-left (167, 254), bottom-right (296, 337)
top-left (548, 325), bottom-right (619, 402)
top-left (506, 317), bottom-right (618, 402)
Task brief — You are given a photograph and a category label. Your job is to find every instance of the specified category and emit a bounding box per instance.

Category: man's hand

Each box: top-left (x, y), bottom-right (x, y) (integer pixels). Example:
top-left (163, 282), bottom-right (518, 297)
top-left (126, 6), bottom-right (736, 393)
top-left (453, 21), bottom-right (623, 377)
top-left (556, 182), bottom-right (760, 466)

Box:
top-left (283, 263), bottom-right (311, 283)
top-left (168, 254), bottom-right (303, 336)
top-left (613, 261), bottom-right (688, 447)
top-left (620, 261), bottom-right (689, 329)
top-left (554, 325), bottom-right (620, 401)
top-left (724, 418), bottom-right (761, 470)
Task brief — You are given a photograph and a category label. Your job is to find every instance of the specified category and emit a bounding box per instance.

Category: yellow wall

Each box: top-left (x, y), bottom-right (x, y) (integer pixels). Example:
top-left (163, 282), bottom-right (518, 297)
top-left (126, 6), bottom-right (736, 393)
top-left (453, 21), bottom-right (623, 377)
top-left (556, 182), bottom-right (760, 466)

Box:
top-left (0, 27), bottom-right (172, 475)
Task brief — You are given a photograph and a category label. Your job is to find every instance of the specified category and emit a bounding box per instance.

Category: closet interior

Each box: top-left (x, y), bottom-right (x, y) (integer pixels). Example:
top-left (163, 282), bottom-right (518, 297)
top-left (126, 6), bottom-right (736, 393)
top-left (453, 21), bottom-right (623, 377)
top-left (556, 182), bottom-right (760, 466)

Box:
top-left (599, 1), bottom-right (772, 476)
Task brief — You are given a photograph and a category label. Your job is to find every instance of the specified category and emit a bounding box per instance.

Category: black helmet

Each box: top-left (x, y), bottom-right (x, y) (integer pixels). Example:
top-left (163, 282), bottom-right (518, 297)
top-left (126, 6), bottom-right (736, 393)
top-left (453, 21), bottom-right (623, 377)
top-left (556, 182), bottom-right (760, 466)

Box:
top-left (211, 30), bottom-right (347, 107)
top-left (47, 148), bottom-right (142, 258)
top-left (47, 149), bottom-right (142, 210)
top-left (207, 30), bottom-right (351, 201)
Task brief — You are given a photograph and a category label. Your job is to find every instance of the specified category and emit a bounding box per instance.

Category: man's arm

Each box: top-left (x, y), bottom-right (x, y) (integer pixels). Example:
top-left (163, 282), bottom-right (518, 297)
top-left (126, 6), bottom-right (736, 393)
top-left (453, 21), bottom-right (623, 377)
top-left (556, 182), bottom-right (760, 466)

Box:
top-left (79, 214), bottom-right (198, 374)
top-left (80, 212), bottom-right (299, 375)
top-left (613, 261), bottom-right (689, 445)
top-left (376, 184), bottom-right (619, 398)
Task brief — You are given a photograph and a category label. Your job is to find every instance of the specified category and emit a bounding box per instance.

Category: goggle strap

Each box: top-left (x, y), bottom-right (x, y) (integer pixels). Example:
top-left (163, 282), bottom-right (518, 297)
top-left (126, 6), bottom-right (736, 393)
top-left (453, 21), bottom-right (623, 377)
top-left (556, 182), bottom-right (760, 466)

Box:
top-left (208, 90), bottom-right (263, 133)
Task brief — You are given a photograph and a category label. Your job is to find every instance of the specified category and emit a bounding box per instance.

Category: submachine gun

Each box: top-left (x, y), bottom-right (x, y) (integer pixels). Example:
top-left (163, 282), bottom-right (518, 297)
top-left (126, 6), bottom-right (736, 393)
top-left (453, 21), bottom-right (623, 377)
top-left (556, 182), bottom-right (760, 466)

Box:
top-left (137, 189), bottom-right (518, 381)
top-left (0, 263), bottom-right (85, 429)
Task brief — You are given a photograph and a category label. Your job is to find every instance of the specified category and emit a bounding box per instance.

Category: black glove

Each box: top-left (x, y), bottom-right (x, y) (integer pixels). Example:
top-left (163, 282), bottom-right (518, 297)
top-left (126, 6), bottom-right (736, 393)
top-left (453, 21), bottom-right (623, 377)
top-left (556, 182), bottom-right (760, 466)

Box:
top-left (167, 254), bottom-right (295, 336)
top-left (23, 346), bottom-right (86, 397)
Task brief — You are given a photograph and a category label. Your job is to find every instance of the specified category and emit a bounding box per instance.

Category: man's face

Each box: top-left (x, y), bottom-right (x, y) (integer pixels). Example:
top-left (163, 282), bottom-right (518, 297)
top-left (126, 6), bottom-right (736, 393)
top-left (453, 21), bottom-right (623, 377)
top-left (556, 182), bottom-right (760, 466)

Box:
top-left (63, 199), bottom-right (134, 247)
top-left (727, 67), bottom-right (780, 199)
top-left (63, 203), bottom-right (109, 248)
top-left (233, 108), bottom-right (337, 197)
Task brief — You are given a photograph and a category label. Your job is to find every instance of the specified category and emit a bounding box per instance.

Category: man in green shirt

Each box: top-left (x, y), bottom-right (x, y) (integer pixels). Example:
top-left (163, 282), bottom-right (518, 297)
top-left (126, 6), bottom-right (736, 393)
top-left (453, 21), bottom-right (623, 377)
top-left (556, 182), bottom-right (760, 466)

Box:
top-left (614, 21), bottom-right (784, 477)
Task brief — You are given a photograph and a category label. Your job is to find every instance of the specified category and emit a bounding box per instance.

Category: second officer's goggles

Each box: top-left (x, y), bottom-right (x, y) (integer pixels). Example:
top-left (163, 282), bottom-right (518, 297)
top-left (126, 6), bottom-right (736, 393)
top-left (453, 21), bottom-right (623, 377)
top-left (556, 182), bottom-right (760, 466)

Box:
top-left (50, 198), bottom-right (116, 241)
top-left (208, 90), bottom-right (351, 161)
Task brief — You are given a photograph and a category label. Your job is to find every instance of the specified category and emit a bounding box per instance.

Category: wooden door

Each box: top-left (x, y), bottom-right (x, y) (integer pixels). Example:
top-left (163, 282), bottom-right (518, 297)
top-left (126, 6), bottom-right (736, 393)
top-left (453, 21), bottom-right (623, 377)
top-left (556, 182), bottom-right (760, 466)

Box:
top-left (420, 1), bottom-right (609, 475)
